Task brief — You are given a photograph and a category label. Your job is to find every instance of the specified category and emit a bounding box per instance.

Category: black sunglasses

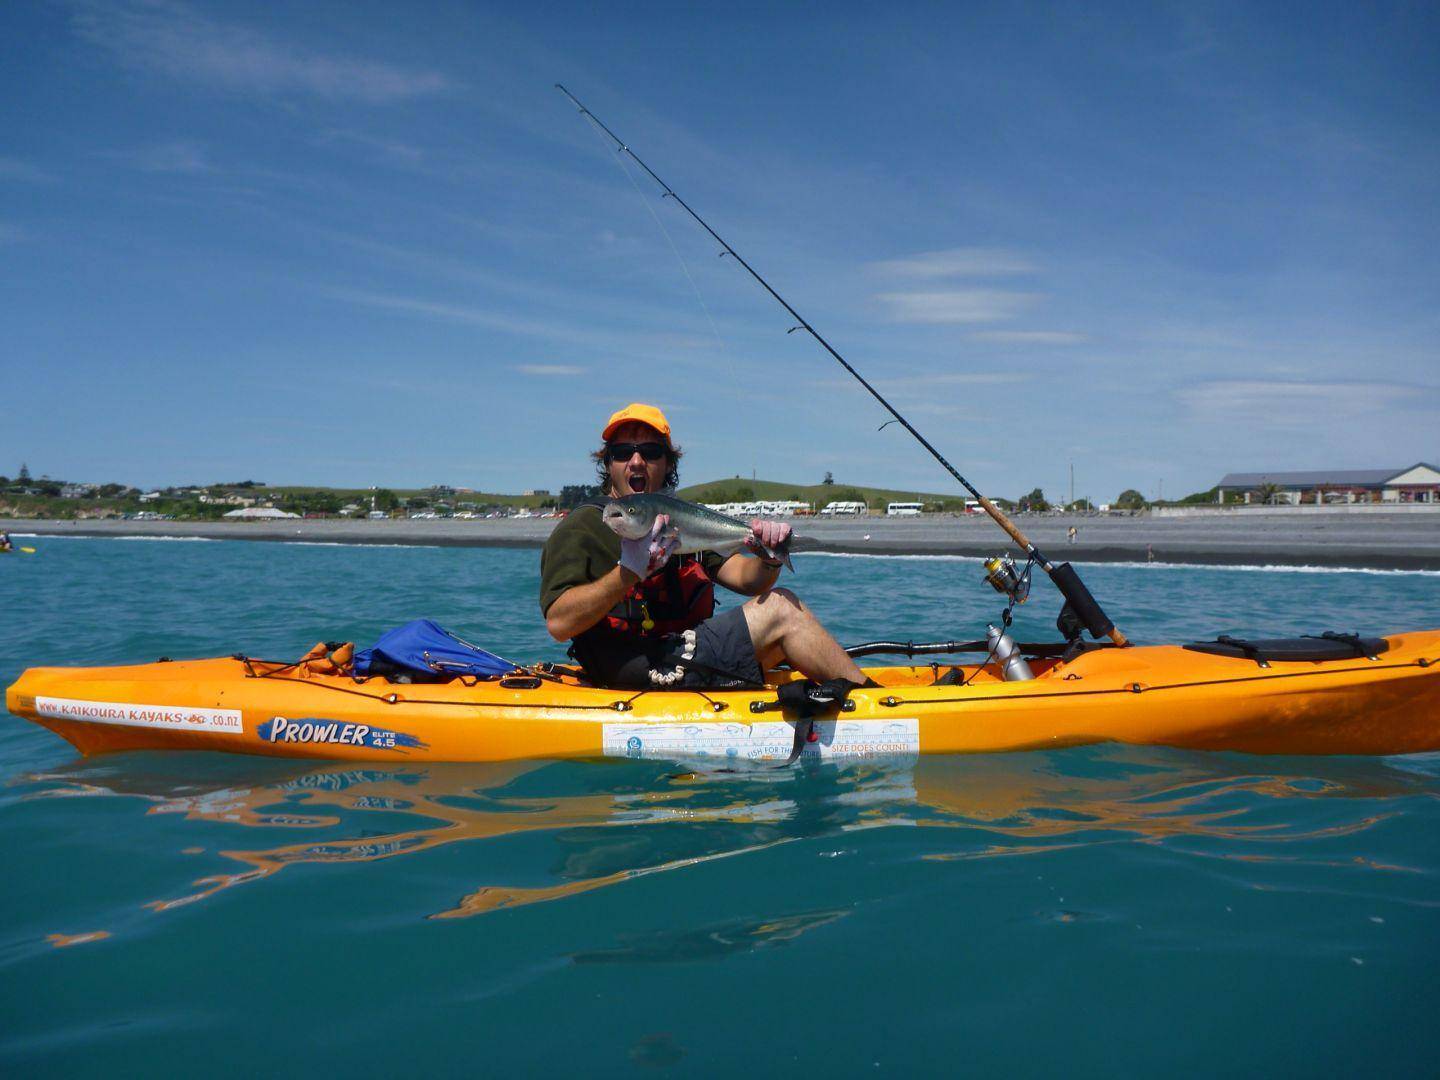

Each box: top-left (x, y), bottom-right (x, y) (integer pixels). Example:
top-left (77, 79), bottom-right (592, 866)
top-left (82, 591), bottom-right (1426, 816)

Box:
top-left (605, 441), bottom-right (668, 463)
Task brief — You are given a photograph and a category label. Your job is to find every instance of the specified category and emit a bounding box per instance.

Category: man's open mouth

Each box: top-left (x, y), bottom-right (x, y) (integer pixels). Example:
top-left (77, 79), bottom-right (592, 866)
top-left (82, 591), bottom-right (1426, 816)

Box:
top-left (627, 476), bottom-right (646, 493)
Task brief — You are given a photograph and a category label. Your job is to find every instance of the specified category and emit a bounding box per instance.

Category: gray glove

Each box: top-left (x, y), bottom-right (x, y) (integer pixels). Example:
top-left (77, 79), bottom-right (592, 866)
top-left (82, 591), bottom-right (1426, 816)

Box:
top-left (618, 514), bottom-right (678, 578)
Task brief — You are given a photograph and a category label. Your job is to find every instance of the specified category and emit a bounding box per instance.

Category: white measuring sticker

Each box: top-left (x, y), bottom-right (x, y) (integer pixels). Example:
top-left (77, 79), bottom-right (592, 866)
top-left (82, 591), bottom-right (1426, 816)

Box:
top-left (35, 696), bottom-right (244, 735)
top-left (602, 718), bottom-right (919, 762)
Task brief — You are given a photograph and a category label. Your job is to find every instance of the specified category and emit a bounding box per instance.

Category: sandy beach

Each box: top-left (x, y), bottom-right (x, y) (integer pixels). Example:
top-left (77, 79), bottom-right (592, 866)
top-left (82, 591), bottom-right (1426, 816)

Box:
top-left (6, 510), bottom-right (1440, 570)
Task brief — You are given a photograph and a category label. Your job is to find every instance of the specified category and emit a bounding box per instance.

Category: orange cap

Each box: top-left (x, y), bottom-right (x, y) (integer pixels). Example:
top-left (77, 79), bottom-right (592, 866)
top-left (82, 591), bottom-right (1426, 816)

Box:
top-left (601, 403), bottom-right (672, 445)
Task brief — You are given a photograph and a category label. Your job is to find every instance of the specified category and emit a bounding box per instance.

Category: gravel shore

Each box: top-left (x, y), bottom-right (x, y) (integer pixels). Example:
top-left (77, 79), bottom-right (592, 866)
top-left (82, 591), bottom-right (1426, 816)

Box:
top-left (6, 511), bottom-right (1440, 570)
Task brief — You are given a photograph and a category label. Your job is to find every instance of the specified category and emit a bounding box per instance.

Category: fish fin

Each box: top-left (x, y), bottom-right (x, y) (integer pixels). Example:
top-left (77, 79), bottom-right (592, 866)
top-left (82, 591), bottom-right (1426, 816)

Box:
top-left (764, 536), bottom-right (795, 573)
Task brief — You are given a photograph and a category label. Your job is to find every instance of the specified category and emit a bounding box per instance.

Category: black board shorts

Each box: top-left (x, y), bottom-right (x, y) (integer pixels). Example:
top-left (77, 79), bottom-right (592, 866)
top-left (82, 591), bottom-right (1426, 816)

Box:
top-left (570, 605), bottom-right (763, 689)
top-left (679, 605), bottom-right (764, 689)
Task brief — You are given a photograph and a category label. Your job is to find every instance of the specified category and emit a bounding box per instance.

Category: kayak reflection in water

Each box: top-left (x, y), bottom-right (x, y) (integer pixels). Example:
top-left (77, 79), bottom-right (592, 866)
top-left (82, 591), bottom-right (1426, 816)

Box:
top-left (22, 748), bottom-right (1424, 930)
top-left (539, 402), bottom-right (869, 691)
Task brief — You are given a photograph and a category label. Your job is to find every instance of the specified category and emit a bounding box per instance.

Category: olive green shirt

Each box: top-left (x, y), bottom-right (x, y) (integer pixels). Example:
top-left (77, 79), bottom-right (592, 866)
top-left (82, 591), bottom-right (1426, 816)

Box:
top-left (539, 504), bottom-right (726, 619)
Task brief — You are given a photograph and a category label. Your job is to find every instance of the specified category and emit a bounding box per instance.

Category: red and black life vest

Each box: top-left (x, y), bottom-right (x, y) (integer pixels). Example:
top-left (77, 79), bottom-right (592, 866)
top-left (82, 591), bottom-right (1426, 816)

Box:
top-left (605, 555), bottom-right (715, 637)
top-left (576, 495), bottom-right (716, 638)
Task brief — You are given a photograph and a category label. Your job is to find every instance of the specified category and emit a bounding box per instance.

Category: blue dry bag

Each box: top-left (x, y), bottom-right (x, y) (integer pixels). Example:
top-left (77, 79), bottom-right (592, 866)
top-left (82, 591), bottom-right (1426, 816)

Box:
top-left (352, 619), bottom-right (515, 680)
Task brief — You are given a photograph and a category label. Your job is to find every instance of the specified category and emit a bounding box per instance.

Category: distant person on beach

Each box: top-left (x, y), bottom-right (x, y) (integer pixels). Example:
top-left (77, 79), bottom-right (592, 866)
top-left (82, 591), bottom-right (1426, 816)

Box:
top-left (1146, 544), bottom-right (1155, 562)
top-left (539, 403), bottom-right (868, 691)
top-left (1067, 526), bottom-right (1077, 545)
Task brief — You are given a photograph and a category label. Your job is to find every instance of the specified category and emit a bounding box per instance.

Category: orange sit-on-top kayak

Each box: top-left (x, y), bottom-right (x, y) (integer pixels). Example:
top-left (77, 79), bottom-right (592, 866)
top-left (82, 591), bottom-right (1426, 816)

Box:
top-left (7, 630), bottom-right (1439, 763)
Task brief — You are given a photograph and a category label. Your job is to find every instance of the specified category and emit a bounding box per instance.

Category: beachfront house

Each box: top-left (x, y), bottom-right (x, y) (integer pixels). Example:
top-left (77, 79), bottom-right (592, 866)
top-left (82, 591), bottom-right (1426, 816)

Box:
top-left (1215, 464), bottom-right (1440, 505)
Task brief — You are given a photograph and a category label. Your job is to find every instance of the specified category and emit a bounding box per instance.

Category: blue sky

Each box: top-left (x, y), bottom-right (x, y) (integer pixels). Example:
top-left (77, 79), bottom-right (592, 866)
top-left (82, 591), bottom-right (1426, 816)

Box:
top-left (3, 1), bottom-right (1437, 503)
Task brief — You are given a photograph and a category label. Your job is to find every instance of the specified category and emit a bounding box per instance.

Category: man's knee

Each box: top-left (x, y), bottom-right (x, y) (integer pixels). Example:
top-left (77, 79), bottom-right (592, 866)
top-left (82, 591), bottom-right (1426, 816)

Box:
top-left (743, 588), bottom-right (796, 639)
top-left (747, 587), bottom-right (802, 625)
top-left (768, 586), bottom-right (802, 609)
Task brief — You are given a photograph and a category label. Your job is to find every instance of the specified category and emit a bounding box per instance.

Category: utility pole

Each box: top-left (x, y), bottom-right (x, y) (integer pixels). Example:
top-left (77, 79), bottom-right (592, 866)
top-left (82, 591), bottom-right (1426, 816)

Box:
top-left (1069, 462), bottom-right (1074, 508)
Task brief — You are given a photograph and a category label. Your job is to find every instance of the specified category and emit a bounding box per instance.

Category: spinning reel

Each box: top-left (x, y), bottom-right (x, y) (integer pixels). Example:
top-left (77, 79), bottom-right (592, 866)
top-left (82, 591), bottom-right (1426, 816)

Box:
top-left (982, 554), bottom-right (1031, 606)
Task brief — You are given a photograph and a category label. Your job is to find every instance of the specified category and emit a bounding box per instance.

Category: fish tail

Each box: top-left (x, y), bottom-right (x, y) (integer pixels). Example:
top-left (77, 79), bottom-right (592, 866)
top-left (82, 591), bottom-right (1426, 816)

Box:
top-left (770, 534), bottom-right (795, 573)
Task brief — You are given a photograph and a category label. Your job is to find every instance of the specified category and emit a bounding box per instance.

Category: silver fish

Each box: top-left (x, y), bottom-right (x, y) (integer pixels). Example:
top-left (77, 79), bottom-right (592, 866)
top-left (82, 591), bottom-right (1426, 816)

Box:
top-left (602, 492), bottom-right (794, 571)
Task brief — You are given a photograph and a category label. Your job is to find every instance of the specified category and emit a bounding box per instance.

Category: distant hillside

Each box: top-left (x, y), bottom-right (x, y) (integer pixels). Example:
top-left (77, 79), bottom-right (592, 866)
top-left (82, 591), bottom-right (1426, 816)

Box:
top-left (675, 477), bottom-right (974, 510)
top-left (0, 475), bottom-right (993, 523)
top-left (261, 487), bottom-right (554, 508)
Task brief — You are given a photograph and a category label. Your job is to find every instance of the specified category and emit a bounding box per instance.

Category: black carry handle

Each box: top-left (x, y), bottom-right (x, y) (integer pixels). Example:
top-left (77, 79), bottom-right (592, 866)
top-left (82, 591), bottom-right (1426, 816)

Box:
top-left (749, 679), bottom-right (857, 768)
top-left (749, 679), bottom-right (857, 715)
top-left (1049, 563), bottom-right (1115, 641)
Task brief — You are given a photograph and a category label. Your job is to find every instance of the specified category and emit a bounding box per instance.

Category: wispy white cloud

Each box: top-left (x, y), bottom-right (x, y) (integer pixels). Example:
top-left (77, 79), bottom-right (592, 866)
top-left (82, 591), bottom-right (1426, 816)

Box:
top-left (70, 0), bottom-right (450, 103)
top-left (876, 289), bottom-right (1037, 324)
top-left (1134, 323), bottom-right (1255, 350)
top-left (869, 246), bottom-right (1058, 329)
top-left (1175, 379), bottom-right (1427, 424)
top-left (885, 401), bottom-right (986, 421)
top-left (317, 129), bottom-right (427, 166)
top-left (516, 364), bottom-right (586, 376)
top-left (332, 289), bottom-right (580, 339)
top-left (971, 330), bottom-right (1085, 345)
top-left (0, 157), bottom-right (53, 183)
top-left (303, 224), bottom-right (707, 329)
top-left (811, 371), bottom-right (1032, 396)
top-left (329, 288), bottom-right (714, 356)
top-left (871, 247), bottom-right (1035, 279)
top-left (873, 372), bottom-right (1032, 387)
top-left (128, 140), bottom-right (210, 173)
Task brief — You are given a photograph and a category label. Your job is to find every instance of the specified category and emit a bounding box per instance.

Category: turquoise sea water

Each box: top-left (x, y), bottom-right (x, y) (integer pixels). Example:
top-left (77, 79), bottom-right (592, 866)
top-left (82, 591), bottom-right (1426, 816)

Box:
top-left (3, 537), bottom-right (1438, 1075)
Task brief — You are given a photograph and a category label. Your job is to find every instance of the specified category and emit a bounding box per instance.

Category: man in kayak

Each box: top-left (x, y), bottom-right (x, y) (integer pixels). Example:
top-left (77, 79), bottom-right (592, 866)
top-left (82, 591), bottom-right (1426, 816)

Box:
top-left (541, 403), bottom-right (868, 689)
top-left (0, 532), bottom-right (11, 553)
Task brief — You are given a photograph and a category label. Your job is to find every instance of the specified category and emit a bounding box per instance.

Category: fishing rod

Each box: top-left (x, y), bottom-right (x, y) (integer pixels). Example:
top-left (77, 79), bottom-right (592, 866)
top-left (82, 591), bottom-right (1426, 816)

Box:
top-left (556, 84), bottom-right (1128, 647)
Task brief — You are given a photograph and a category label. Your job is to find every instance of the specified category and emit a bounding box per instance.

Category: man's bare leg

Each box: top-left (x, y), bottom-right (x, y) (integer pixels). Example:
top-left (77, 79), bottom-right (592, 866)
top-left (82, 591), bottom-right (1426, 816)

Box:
top-left (741, 588), bottom-right (867, 684)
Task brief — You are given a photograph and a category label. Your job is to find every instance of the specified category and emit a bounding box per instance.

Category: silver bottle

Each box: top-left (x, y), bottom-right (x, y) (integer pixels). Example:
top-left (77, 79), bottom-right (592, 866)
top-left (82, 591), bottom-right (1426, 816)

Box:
top-left (987, 623), bottom-right (1034, 681)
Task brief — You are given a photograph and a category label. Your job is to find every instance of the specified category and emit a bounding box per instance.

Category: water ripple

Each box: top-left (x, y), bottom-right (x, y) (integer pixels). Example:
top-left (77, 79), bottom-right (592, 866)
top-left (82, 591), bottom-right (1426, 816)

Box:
top-left (3, 539), bottom-right (1439, 1072)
